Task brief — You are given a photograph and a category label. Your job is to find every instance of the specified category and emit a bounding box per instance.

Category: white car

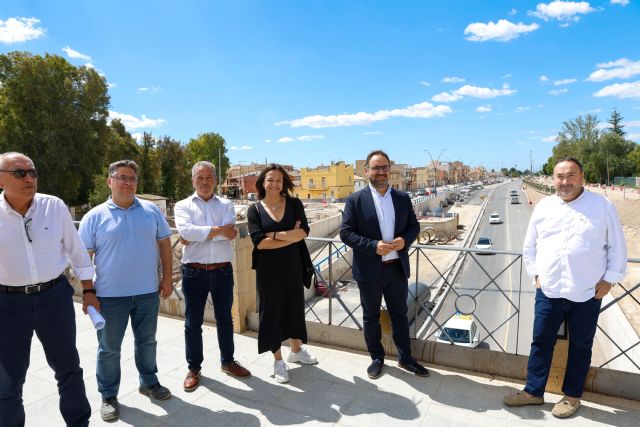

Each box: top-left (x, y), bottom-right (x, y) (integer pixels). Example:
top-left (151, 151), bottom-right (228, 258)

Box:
top-left (435, 313), bottom-right (480, 348)
top-left (475, 237), bottom-right (493, 254)
top-left (489, 212), bottom-right (502, 224)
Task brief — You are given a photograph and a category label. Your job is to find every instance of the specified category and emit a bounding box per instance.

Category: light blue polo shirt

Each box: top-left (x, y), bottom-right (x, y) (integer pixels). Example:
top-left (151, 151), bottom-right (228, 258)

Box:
top-left (79, 197), bottom-right (172, 297)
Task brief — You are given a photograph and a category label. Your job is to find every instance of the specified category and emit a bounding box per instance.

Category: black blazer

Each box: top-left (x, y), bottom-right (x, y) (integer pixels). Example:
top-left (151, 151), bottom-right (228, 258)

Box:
top-left (340, 186), bottom-right (419, 282)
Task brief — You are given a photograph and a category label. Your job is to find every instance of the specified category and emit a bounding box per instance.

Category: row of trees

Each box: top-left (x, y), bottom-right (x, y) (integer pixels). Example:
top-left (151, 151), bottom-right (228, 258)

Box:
top-left (542, 110), bottom-right (640, 183)
top-left (0, 51), bottom-right (230, 205)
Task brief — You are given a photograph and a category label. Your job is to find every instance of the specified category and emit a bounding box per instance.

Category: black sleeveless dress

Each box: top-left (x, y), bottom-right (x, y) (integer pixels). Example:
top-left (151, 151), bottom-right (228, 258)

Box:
top-left (247, 197), bottom-right (309, 353)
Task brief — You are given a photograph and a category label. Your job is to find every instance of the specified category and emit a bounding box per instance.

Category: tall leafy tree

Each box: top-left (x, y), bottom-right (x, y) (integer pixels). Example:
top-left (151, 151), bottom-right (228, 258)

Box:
top-left (137, 132), bottom-right (158, 194)
top-left (185, 132), bottom-right (230, 186)
top-left (607, 109), bottom-right (625, 137)
top-left (0, 51), bottom-right (110, 203)
top-left (157, 136), bottom-right (191, 200)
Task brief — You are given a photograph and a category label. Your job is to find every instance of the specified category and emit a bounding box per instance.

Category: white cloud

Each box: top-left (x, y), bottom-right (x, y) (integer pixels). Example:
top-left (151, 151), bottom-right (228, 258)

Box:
top-left (264, 139), bottom-right (272, 143)
top-left (516, 106), bottom-right (532, 113)
top-left (62, 46), bottom-right (91, 62)
top-left (276, 102), bottom-right (452, 128)
top-left (586, 58), bottom-right (640, 82)
top-left (476, 105), bottom-right (492, 113)
top-left (610, 0), bottom-right (629, 6)
top-left (542, 135), bottom-right (558, 142)
top-left (107, 83), bottom-right (118, 89)
top-left (553, 78), bottom-right (577, 85)
top-left (230, 145), bottom-right (252, 150)
top-left (363, 131), bottom-right (381, 135)
top-left (588, 108), bottom-right (603, 113)
top-left (297, 135), bottom-right (325, 142)
top-left (628, 133), bottom-right (640, 141)
top-left (109, 111), bottom-right (166, 129)
top-left (131, 132), bottom-right (144, 142)
top-left (420, 81), bottom-right (431, 87)
top-left (509, 8), bottom-right (518, 15)
top-left (548, 88), bottom-right (569, 95)
top-left (502, 73), bottom-right (512, 79)
top-left (540, 75), bottom-right (549, 82)
top-left (529, 1), bottom-right (594, 22)
top-left (593, 81), bottom-right (640, 99)
top-left (276, 135), bottom-right (325, 143)
top-left (464, 19), bottom-right (539, 42)
top-left (432, 84), bottom-right (516, 103)
top-left (457, 84), bottom-right (516, 98)
top-left (624, 120), bottom-right (640, 128)
top-left (432, 92), bottom-right (463, 102)
top-left (442, 76), bottom-right (465, 83)
top-left (137, 86), bottom-right (161, 94)
top-left (0, 17), bottom-right (45, 44)
top-left (517, 141), bottom-right (529, 145)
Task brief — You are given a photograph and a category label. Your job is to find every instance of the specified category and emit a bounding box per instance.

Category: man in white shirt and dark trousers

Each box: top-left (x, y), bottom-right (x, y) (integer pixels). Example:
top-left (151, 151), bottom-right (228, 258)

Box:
top-left (504, 157), bottom-right (627, 418)
top-left (174, 161), bottom-right (251, 393)
top-left (0, 152), bottom-right (99, 426)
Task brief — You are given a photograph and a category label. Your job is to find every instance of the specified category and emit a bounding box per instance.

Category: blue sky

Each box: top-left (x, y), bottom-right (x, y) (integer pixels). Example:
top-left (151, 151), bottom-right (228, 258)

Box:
top-left (1, 1), bottom-right (639, 172)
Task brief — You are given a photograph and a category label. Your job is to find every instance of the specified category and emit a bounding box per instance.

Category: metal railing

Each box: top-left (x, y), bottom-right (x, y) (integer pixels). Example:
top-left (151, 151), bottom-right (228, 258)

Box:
top-left (302, 237), bottom-right (640, 373)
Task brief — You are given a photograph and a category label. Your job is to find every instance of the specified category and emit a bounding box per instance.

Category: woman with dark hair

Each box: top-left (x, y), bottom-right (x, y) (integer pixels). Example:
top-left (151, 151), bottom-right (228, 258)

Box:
top-left (247, 164), bottom-right (317, 383)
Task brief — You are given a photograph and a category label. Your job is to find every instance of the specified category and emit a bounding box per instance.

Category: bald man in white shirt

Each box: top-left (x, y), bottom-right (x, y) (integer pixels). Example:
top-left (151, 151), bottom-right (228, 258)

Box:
top-left (504, 156), bottom-right (627, 418)
top-left (0, 152), bottom-right (99, 427)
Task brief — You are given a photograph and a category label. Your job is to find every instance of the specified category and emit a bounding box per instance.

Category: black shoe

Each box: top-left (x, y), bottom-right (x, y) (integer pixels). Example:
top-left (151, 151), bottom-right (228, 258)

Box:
top-left (101, 397), bottom-right (119, 421)
top-left (139, 383), bottom-right (172, 400)
top-left (367, 359), bottom-right (384, 379)
top-left (398, 360), bottom-right (430, 377)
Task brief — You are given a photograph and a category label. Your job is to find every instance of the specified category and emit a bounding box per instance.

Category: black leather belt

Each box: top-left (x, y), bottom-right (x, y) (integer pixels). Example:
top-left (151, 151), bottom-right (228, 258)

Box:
top-left (0, 274), bottom-right (64, 294)
top-left (382, 259), bottom-right (399, 265)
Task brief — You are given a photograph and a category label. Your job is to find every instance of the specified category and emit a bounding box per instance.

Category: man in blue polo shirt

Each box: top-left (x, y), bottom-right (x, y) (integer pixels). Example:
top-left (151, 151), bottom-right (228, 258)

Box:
top-left (79, 159), bottom-right (173, 422)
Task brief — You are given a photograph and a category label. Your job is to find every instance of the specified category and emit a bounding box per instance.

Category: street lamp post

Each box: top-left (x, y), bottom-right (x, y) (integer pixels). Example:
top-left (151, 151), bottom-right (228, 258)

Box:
top-left (424, 149), bottom-right (446, 190)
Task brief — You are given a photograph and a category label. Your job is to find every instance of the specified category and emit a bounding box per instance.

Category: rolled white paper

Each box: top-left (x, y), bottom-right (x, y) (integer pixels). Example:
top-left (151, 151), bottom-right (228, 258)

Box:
top-left (87, 305), bottom-right (105, 330)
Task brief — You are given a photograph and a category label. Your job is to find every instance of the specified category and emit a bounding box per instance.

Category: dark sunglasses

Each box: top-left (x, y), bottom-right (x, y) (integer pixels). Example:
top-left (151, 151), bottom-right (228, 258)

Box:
top-left (0, 169), bottom-right (38, 179)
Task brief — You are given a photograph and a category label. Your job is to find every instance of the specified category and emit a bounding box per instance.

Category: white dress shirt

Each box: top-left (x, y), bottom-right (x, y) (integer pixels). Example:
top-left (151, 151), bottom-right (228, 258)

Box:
top-left (174, 193), bottom-right (236, 264)
top-left (0, 192), bottom-right (94, 286)
top-left (369, 184), bottom-right (398, 261)
top-left (523, 189), bottom-right (627, 302)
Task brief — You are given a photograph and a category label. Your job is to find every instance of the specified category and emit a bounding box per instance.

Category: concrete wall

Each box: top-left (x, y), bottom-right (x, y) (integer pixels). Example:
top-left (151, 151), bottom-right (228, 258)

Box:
top-left (304, 322), bottom-right (640, 402)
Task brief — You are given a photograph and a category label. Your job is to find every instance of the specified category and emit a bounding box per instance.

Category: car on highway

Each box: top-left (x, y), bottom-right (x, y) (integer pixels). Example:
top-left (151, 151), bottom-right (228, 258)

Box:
top-left (489, 212), bottom-right (502, 224)
top-left (509, 190), bottom-right (518, 196)
top-left (510, 195), bottom-right (520, 204)
top-left (475, 236), bottom-right (493, 254)
top-left (435, 313), bottom-right (480, 348)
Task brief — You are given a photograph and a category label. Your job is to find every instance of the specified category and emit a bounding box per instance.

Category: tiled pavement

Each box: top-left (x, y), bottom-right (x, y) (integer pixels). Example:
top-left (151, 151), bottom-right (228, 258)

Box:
top-left (22, 303), bottom-right (640, 426)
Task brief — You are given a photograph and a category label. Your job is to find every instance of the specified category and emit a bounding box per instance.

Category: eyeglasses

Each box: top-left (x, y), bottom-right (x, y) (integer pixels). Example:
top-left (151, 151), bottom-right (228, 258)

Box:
top-left (368, 165), bottom-right (390, 173)
top-left (111, 175), bottom-right (138, 183)
top-left (24, 217), bottom-right (33, 243)
top-left (0, 169), bottom-right (38, 179)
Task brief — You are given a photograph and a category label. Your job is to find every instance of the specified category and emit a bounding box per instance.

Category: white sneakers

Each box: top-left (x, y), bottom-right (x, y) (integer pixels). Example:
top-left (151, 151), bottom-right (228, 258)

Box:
top-left (274, 348), bottom-right (318, 383)
top-left (273, 360), bottom-right (289, 383)
top-left (287, 348), bottom-right (318, 365)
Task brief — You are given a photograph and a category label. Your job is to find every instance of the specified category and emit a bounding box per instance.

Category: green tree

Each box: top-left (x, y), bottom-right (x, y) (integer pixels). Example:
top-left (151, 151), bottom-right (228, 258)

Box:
top-left (138, 132), bottom-right (159, 194)
top-left (185, 132), bottom-right (230, 184)
top-left (607, 109), bottom-right (625, 137)
top-left (543, 114), bottom-right (600, 175)
top-left (0, 51), bottom-right (110, 203)
top-left (157, 136), bottom-right (191, 200)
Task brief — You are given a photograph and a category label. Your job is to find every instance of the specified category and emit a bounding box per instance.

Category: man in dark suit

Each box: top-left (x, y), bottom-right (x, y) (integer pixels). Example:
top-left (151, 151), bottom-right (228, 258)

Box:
top-left (340, 150), bottom-right (429, 379)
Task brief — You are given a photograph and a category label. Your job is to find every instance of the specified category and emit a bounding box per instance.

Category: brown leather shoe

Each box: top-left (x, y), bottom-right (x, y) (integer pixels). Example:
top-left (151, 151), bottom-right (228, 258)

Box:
top-left (220, 361), bottom-right (251, 378)
top-left (183, 370), bottom-right (201, 392)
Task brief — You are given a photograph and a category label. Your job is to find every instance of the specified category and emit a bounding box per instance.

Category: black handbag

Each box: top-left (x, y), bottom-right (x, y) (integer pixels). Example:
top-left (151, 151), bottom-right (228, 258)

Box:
top-left (299, 241), bottom-right (316, 289)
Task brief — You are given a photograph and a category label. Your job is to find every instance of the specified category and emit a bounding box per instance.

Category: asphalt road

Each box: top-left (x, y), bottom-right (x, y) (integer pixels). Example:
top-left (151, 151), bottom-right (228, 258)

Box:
top-left (431, 180), bottom-right (537, 355)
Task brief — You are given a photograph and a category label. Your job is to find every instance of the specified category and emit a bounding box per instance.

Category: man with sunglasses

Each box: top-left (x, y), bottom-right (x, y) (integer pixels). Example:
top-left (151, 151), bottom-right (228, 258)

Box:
top-left (78, 159), bottom-right (173, 422)
top-left (340, 149), bottom-right (429, 380)
top-left (0, 151), bottom-right (98, 426)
